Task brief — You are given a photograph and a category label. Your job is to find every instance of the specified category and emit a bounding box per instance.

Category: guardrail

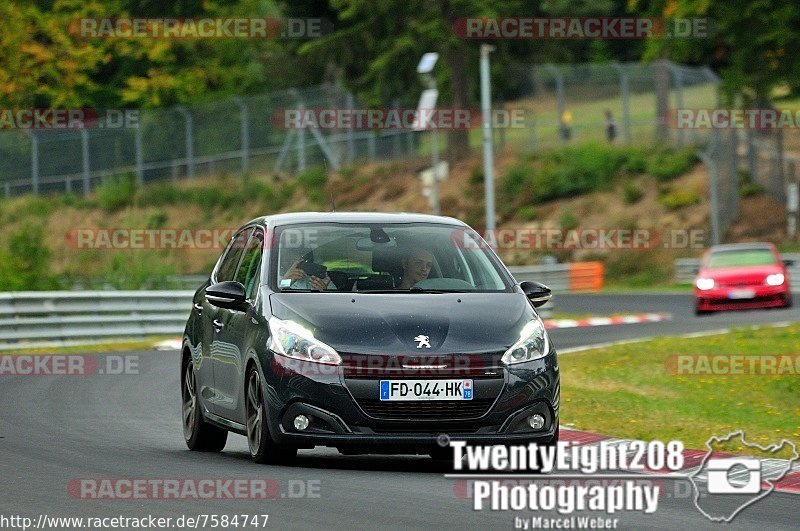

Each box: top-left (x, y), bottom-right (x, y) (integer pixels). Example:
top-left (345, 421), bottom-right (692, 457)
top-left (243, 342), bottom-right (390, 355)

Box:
top-left (0, 263), bottom-right (600, 349)
top-left (508, 262), bottom-right (604, 293)
top-left (0, 291), bottom-right (194, 350)
top-left (674, 254), bottom-right (800, 285)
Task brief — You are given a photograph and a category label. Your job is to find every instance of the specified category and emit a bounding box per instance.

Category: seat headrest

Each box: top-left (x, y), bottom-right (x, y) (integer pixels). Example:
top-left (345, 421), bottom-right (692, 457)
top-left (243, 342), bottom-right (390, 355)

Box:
top-left (372, 246), bottom-right (402, 276)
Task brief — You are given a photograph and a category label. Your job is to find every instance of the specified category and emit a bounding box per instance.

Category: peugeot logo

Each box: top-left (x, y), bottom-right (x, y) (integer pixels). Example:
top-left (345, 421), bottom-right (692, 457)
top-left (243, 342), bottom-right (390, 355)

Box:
top-left (414, 335), bottom-right (431, 349)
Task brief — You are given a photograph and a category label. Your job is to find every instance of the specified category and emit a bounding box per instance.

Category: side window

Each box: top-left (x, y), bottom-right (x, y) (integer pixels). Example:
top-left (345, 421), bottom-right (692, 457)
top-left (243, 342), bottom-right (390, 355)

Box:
top-left (215, 228), bottom-right (253, 282)
top-left (235, 229), bottom-right (264, 298)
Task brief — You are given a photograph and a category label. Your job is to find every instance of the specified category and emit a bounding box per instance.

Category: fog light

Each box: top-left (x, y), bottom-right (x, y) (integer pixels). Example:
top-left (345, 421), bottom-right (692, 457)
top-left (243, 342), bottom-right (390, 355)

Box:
top-left (293, 414), bottom-right (310, 431)
top-left (528, 414), bottom-right (545, 430)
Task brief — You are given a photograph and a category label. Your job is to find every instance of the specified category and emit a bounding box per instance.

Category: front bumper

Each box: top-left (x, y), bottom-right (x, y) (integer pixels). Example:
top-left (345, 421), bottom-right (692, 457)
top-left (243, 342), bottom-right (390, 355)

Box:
top-left (260, 350), bottom-right (560, 452)
top-left (695, 284), bottom-right (791, 311)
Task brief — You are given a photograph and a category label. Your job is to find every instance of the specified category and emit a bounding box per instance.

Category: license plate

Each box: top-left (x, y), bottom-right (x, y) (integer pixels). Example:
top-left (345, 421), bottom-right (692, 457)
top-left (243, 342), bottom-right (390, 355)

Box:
top-left (728, 289), bottom-right (755, 299)
top-left (379, 379), bottom-right (473, 401)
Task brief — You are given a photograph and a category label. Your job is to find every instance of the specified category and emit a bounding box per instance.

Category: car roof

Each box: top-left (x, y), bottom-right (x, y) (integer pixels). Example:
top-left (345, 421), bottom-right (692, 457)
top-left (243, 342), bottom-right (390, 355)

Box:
top-left (245, 211), bottom-right (467, 228)
top-left (708, 242), bottom-right (775, 253)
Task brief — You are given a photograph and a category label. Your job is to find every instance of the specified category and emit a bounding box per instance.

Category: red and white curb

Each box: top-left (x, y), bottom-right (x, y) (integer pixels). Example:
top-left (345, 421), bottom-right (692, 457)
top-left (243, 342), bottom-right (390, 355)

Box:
top-left (560, 427), bottom-right (800, 494)
top-left (544, 313), bottom-right (671, 330)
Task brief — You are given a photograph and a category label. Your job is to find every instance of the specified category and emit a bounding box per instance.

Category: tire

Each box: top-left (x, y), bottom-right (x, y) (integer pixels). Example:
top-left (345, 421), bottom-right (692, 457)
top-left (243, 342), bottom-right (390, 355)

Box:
top-left (182, 357), bottom-right (228, 452)
top-left (245, 365), bottom-right (297, 465)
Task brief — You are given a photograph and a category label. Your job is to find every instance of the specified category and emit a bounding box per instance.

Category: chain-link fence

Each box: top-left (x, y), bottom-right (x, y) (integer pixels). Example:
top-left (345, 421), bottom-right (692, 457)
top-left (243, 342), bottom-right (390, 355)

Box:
top-left (498, 60), bottom-right (720, 152)
top-left (0, 84), bottom-right (421, 197)
top-left (4, 60), bottom-right (795, 245)
top-left (740, 124), bottom-right (800, 205)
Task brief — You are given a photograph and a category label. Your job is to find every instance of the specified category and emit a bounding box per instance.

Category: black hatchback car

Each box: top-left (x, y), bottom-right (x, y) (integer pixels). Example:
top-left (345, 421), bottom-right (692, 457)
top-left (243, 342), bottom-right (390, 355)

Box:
top-left (181, 212), bottom-right (560, 464)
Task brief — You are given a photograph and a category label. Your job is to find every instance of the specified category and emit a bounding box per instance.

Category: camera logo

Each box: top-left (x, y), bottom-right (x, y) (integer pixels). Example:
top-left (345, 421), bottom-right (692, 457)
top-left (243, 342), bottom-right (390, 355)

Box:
top-left (706, 457), bottom-right (761, 494)
top-left (690, 430), bottom-right (799, 523)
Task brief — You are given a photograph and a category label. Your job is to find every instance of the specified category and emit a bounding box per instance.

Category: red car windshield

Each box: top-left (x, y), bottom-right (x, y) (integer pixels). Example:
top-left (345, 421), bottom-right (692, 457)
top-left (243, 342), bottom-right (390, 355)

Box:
top-left (706, 249), bottom-right (778, 269)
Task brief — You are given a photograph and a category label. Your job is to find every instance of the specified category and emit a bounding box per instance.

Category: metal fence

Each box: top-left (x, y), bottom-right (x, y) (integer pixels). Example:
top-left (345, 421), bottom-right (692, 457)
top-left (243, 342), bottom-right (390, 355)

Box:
top-left (0, 290), bottom-right (194, 349)
top-left (499, 60), bottom-right (720, 152)
top-left (6, 60), bottom-right (795, 248)
top-left (0, 84), bottom-right (421, 197)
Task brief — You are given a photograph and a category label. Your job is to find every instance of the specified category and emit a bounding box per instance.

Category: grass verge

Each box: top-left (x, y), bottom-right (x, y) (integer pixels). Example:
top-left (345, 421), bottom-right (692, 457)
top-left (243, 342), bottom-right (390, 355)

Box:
top-left (1, 336), bottom-right (176, 355)
top-left (560, 323), bottom-right (800, 454)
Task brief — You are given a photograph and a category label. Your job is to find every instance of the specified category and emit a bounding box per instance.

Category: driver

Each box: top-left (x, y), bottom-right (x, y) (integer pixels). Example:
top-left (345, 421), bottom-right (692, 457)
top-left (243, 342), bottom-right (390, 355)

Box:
top-left (397, 247), bottom-right (433, 289)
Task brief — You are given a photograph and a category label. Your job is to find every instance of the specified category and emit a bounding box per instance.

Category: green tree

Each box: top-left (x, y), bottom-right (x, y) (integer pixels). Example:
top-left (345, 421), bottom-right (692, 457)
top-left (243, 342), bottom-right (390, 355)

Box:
top-left (636, 0), bottom-right (800, 103)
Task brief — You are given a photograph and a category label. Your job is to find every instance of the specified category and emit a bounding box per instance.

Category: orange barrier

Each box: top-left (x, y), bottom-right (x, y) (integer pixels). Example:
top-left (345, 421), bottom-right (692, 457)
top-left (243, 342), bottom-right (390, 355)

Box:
top-left (568, 262), bottom-right (604, 292)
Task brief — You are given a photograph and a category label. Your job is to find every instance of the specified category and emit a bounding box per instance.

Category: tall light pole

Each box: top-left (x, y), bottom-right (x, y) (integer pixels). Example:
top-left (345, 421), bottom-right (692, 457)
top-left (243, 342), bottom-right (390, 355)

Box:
top-left (416, 52), bottom-right (441, 215)
top-left (480, 44), bottom-right (496, 244)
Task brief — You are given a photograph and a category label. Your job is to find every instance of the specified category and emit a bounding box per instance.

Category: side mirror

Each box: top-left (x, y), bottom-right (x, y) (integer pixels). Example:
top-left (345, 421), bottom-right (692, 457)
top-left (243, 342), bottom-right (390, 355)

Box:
top-left (206, 281), bottom-right (248, 311)
top-left (783, 259), bottom-right (795, 267)
top-left (519, 281), bottom-right (552, 308)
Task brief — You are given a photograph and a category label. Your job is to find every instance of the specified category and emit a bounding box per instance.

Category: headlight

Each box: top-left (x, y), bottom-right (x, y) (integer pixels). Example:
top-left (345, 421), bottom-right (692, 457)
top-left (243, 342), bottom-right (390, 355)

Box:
top-left (501, 318), bottom-right (549, 365)
top-left (766, 273), bottom-right (785, 286)
top-left (268, 317), bottom-right (341, 365)
top-left (695, 278), bottom-right (715, 290)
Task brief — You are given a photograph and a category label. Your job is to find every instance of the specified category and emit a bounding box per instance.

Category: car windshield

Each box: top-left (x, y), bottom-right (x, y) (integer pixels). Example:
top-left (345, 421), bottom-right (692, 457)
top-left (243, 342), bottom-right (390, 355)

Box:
top-left (272, 223), bottom-right (511, 293)
top-left (706, 249), bottom-right (778, 268)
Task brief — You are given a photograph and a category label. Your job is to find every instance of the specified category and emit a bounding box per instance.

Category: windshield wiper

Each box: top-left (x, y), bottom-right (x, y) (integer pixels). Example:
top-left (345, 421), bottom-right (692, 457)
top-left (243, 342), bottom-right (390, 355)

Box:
top-left (279, 288), bottom-right (325, 293)
top-left (409, 287), bottom-right (468, 293)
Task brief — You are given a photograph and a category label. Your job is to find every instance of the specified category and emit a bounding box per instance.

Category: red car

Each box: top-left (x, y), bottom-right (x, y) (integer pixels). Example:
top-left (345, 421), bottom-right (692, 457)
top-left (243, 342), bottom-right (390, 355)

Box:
top-left (694, 243), bottom-right (793, 315)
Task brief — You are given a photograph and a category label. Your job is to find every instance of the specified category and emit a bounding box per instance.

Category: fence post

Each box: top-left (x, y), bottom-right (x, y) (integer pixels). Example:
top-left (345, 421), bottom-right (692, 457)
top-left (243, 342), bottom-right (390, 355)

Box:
top-left (297, 103), bottom-right (307, 173)
top-left (177, 106), bottom-right (194, 180)
top-left (392, 99), bottom-right (402, 159)
top-left (134, 122), bottom-right (144, 186)
top-left (613, 62), bottom-right (631, 144)
top-left (368, 132), bottom-right (376, 162)
top-left (4, 182), bottom-right (9, 198)
top-left (30, 132), bottom-right (39, 195)
top-left (776, 126), bottom-right (785, 202)
top-left (699, 136), bottom-right (721, 245)
top-left (746, 127), bottom-right (756, 183)
top-left (544, 64), bottom-right (566, 143)
top-left (81, 129), bottom-right (90, 196)
top-left (497, 101), bottom-right (506, 154)
top-left (346, 93), bottom-right (356, 163)
top-left (667, 63), bottom-right (684, 147)
top-left (234, 97), bottom-right (250, 176)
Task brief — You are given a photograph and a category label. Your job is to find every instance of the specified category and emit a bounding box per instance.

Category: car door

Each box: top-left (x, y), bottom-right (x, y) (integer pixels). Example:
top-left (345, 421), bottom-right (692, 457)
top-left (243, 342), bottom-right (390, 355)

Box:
top-left (212, 227), bottom-right (264, 422)
top-left (204, 227), bottom-right (253, 416)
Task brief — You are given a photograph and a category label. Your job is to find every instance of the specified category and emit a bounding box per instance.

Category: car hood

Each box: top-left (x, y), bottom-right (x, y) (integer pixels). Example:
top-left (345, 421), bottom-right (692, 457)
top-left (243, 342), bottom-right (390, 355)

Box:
top-left (699, 264), bottom-right (783, 282)
top-left (268, 292), bottom-right (535, 354)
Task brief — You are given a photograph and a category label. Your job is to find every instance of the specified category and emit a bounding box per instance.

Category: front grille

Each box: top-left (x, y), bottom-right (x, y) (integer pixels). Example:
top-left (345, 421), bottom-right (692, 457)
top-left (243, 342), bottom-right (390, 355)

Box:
top-left (718, 280), bottom-right (762, 287)
top-left (357, 399), bottom-right (495, 420)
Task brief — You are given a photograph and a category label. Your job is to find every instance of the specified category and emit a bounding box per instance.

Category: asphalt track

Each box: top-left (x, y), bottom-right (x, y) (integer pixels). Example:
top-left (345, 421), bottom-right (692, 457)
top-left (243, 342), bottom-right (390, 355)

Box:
top-left (1, 293), bottom-right (799, 530)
